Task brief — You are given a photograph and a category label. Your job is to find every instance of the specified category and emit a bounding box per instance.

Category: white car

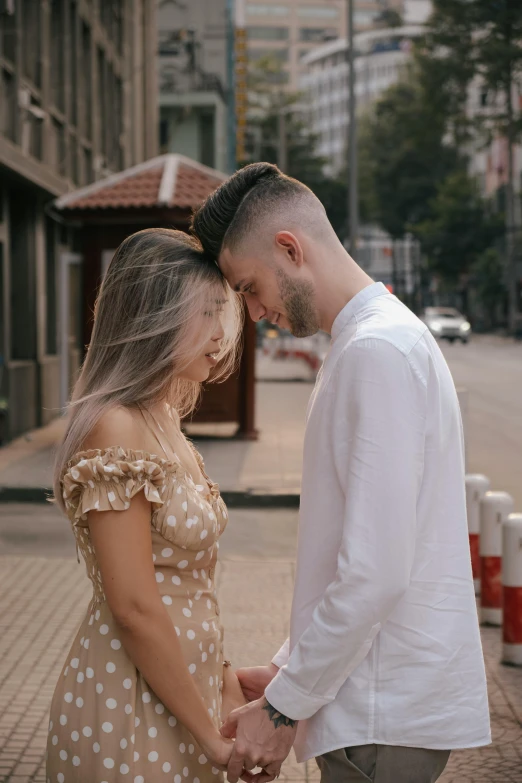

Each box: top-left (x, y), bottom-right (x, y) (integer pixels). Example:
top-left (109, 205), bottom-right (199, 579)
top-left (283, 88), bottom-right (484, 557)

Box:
top-left (421, 307), bottom-right (471, 344)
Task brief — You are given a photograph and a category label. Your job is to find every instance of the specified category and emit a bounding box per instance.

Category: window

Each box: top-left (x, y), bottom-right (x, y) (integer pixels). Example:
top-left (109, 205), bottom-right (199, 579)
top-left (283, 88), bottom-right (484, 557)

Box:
top-left (97, 47), bottom-right (106, 156)
top-left (22, 0), bottom-right (41, 87)
top-left (1, 7), bottom-right (16, 62)
top-left (0, 70), bottom-right (16, 141)
top-left (158, 29), bottom-right (184, 56)
top-left (354, 10), bottom-right (376, 26)
top-left (69, 1), bottom-right (78, 127)
top-left (300, 27), bottom-right (338, 42)
top-left (298, 5), bottom-right (340, 18)
top-left (247, 26), bottom-right (289, 40)
top-left (246, 4), bottom-right (289, 16)
top-left (80, 23), bottom-right (92, 139)
top-left (49, 119), bottom-right (66, 176)
top-left (27, 100), bottom-right (43, 160)
top-left (114, 77), bottom-right (123, 165)
top-left (248, 47), bottom-right (289, 62)
top-left (9, 188), bottom-right (37, 361)
top-left (51, 0), bottom-right (65, 111)
top-left (264, 70), bottom-right (290, 84)
top-left (82, 147), bottom-right (93, 185)
top-left (159, 118), bottom-right (169, 152)
top-left (69, 135), bottom-right (79, 184)
top-left (45, 218), bottom-right (57, 355)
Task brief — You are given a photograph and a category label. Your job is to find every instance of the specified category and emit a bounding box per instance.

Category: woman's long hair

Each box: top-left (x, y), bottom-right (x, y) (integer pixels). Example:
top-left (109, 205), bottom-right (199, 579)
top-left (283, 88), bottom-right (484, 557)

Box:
top-left (53, 228), bottom-right (242, 512)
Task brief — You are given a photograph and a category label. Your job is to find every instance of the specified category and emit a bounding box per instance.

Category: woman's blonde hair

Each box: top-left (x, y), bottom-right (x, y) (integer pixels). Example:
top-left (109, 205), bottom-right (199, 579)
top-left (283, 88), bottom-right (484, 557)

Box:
top-left (53, 227), bottom-right (242, 511)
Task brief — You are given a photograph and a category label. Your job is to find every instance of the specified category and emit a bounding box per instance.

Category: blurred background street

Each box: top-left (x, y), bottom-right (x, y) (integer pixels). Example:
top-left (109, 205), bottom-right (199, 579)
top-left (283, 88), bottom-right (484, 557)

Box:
top-left (1, 0), bottom-right (522, 781)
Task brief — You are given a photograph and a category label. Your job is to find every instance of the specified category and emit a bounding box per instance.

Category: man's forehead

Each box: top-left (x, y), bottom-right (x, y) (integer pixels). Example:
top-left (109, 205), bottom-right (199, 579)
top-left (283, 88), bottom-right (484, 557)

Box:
top-left (218, 246), bottom-right (254, 289)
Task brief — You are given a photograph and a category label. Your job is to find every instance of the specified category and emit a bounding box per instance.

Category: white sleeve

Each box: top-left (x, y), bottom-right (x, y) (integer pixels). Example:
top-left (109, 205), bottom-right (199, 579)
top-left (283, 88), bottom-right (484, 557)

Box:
top-left (271, 638), bottom-right (290, 669)
top-left (265, 338), bottom-right (426, 720)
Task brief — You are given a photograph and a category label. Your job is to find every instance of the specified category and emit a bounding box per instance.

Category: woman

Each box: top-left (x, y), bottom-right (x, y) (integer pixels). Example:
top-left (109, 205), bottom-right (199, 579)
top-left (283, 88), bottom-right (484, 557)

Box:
top-left (47, 228), bottom-right (246, 782)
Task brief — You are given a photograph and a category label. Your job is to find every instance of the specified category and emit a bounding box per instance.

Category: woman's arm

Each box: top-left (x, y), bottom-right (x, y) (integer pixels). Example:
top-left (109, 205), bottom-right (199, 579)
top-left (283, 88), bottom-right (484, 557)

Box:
top-left (88, 488), bottom-right (232, 767)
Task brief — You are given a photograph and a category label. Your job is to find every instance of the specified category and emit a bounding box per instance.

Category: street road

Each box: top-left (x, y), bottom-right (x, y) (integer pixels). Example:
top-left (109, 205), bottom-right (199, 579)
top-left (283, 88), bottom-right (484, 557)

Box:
top-left (440, 335), bottom-right (522, 510)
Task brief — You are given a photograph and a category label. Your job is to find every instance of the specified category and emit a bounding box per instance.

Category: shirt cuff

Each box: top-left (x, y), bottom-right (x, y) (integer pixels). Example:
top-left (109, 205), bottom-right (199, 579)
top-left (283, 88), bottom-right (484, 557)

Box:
top-left (264, 668), bottom-right (329, 721)
top-left (271, 638), bottom-right (290, 669)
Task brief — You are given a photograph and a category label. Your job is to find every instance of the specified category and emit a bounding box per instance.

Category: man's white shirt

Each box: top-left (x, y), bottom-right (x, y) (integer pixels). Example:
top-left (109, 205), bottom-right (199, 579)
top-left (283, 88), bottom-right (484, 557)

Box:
top-left (264, 283), bottom-right (491, 762)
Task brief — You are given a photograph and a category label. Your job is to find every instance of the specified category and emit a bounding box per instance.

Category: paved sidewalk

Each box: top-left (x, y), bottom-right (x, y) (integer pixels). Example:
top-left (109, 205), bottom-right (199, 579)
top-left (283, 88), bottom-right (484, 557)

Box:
top-left (1, 502), bottom-right (522, 782)
top-left (0, 378), bottom-right (311, 504)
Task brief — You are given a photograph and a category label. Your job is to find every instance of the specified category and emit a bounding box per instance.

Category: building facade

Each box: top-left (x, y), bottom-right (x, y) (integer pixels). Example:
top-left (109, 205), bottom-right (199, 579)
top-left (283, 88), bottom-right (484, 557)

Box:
top-left (157, 0), bottom-right (229, 173)
top-left (0, 0), bottom-right (158, 443)
top-left (245, 0), bottom-right (406, 91)
top-left (300, 24), bottom-right (424, 175)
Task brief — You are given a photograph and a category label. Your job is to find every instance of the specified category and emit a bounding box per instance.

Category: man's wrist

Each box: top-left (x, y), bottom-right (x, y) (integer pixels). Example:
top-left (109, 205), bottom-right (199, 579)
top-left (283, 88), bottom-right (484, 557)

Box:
top-left (262, 698), bottom-right (298, 728)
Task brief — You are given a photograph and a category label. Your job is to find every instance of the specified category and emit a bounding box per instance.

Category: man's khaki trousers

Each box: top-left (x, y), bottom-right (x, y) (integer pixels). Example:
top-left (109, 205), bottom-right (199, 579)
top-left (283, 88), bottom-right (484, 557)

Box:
top-left (316, 744), bottom-right (451, 783)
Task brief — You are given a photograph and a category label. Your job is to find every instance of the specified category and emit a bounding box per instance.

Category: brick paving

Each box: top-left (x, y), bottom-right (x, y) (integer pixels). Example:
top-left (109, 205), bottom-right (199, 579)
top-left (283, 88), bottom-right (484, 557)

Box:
top-left (1, 542), bottom-right (522, 783)
top-left (0, 557), bottom-right (90, 782)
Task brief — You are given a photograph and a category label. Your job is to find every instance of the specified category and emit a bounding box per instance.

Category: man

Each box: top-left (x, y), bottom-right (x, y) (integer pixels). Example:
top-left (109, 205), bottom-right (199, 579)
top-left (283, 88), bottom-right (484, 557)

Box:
top-left (191, 163), bottom-right (490, 783)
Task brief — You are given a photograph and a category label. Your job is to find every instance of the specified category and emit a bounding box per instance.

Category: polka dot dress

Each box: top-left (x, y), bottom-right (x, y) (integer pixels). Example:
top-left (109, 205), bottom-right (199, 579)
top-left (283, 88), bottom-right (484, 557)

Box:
top-left (46, 446), bottom-right (229, 782)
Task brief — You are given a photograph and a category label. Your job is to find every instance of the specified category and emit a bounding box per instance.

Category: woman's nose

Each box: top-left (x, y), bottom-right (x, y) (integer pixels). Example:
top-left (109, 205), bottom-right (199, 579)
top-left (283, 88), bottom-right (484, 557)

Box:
top-left (213, 322), bottom-right (225, 341)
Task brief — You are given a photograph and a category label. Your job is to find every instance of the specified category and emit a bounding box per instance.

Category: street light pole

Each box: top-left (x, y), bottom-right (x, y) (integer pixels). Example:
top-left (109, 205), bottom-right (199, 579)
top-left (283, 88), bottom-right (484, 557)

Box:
top-left (226, 0), bottom-right (236, 172)
top-left (347, 0), bottom-right (358, 256)
top-left (278, 100), bottom-right (288, 172)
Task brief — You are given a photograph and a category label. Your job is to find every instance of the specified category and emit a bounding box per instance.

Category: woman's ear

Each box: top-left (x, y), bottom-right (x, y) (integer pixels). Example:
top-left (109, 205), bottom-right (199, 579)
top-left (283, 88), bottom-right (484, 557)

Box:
top-left (274, 231), bottom-right (304, 268)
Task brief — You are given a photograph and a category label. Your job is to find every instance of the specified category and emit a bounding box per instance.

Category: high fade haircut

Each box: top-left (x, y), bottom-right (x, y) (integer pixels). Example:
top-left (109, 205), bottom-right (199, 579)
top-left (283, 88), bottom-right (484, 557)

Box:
top-left (191, 162), bottom-right (316, 259)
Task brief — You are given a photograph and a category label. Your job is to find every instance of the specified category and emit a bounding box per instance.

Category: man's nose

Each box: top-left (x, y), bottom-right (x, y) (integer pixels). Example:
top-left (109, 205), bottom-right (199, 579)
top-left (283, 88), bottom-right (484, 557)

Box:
top-left (246, 297), bottom-right (266, 323)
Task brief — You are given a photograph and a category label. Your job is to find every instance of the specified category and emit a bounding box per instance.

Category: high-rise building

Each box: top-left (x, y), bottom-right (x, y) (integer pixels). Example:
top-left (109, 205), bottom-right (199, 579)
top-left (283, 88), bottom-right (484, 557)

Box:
top-left (0, 0), bottom-right (158, 442)
top-left (157, 0), bottom-right (229, 172)
top-left (300, 24), bottom-right (424, 175)
top-left (245, 0), bottom-right (404, 91)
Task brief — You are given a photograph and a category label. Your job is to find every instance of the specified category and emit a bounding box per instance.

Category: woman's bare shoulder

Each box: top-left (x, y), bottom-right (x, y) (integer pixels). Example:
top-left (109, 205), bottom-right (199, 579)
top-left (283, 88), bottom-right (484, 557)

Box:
top-left (82, 405), bottom-right (146, 453)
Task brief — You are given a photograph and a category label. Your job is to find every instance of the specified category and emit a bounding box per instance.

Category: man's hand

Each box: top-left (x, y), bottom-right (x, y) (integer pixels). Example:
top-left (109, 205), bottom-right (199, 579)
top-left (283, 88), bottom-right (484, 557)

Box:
top-left (235, 665), bottom-right (279, 702)
top-left (220, 697), bottom-right (297, 783)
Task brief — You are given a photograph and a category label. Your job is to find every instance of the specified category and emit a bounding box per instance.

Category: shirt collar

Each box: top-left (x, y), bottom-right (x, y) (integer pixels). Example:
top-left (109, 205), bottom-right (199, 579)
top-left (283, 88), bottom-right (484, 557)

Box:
top-left (331, 282), bottom-right (390, 342)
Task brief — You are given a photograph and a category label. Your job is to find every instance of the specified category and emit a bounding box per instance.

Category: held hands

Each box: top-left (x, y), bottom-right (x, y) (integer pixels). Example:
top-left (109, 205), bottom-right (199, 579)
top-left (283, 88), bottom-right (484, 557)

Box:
top-left (220, 697), bottom-right (298, 783)
top-left (235, 664), bottom-right (279, 702)
top-left (200, 732), bottom-right (235, 771)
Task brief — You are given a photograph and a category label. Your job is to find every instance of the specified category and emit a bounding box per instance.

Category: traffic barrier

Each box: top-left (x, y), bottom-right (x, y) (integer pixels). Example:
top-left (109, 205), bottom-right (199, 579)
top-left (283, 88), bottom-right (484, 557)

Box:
top-left (480, 491), bottom-right (514, 625)
top-left (502, 513), bottom-right (522, 666)
top-left (465, 474), bottom-right (490, 594)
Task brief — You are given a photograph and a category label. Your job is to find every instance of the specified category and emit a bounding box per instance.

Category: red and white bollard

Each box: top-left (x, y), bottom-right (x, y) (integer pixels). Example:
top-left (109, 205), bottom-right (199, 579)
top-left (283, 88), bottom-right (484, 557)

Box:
top-left (480, 491), bottom-right (514, 625)
top-left (465, 474), bottom-right (490, 594)
top-left (502, 514), bottom-right (522, 666)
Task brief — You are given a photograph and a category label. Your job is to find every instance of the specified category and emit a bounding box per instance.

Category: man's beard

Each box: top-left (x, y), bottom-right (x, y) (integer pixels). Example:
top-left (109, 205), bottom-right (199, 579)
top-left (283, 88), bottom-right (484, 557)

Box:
top-left (276, 270), bottom-right (319, 338)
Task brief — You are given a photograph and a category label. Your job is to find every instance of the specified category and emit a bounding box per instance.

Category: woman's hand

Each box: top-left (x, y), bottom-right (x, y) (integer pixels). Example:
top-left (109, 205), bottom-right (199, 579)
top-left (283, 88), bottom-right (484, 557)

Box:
top-left (235, 665), bottom-right (279, 702)
top-left (200, 731), bottom-right (234, 770)
top-left (222, 664), bottom-right (248, 720)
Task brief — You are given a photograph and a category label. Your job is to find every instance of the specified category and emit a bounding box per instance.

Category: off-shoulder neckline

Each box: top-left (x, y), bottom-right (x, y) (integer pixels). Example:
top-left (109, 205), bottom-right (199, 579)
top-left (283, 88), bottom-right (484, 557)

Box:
top-left (65, 446), bottom-right (220, 502)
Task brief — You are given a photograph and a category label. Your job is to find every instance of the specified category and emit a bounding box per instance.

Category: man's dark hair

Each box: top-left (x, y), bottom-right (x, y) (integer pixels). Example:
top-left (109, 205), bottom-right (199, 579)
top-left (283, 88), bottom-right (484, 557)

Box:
top-left (191, 162), bottom-right (311, 259)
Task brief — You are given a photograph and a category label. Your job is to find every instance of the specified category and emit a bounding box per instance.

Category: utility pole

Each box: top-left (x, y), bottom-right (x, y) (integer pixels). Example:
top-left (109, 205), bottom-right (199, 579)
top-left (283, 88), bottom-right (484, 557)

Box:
top-left (347, 0), bottom-right (358, 257)
top-left (277, 99), bottom-right (288, 172)
top-left (226, 0), bottom-right (236, 172)
top-left (234, 0), bottom-right (247, 166)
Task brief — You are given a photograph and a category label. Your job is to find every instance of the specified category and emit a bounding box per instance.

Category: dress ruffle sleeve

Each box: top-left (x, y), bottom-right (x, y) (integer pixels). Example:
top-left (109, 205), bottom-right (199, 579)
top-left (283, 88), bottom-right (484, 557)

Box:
top-left (62, 447), bottom-right (168, 526)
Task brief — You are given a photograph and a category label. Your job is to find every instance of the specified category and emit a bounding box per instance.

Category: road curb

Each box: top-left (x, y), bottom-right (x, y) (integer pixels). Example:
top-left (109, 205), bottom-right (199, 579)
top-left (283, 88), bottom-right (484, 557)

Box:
top-left (0, 486), bottom-right (301, 509)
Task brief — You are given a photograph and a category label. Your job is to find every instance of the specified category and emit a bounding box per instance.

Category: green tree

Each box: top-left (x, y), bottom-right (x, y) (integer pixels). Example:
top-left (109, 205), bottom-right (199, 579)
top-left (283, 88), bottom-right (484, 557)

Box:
top-left (374, 8), bottom-right (403, 28)
top-left (418, 0), bottom-right (522, 328)
top-left (358, 77), bottom-right (459, 238)
top-left (470, 247), bottom-right (507, 329)
top-left (414, 170), bottom-right (504, 283)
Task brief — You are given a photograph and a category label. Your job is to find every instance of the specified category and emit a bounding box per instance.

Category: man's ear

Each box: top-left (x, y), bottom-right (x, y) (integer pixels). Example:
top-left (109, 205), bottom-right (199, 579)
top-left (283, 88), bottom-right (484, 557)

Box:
top-left (275, 231), bottom-right (304, 269)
